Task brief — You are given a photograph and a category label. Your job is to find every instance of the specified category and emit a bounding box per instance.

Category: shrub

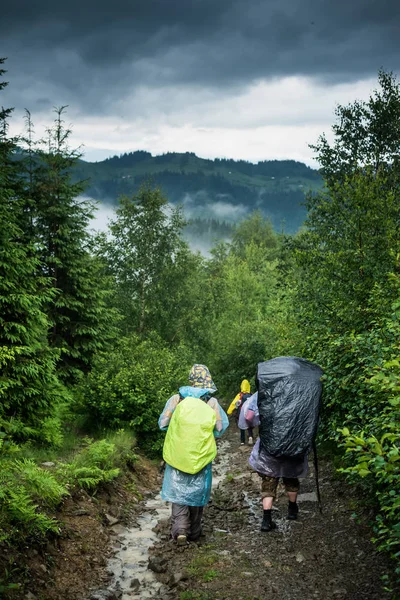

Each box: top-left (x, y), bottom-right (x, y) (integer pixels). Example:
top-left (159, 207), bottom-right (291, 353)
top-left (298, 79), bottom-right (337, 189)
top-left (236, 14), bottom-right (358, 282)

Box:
top-left (338, 354), bottom-right (400, 581)
top-left (80, 334), bottom-right (194, 454)
top-left (309, 292), bottom-right (400, 583)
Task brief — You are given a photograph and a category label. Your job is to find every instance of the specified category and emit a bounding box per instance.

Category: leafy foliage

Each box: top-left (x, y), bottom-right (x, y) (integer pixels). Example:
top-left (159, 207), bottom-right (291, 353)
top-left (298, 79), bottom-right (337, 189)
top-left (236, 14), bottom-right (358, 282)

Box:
top-left (0, 434), bottom-right (135, 544)
top-left (295, 71), bottom-right (400, 582)
top-left (81, 334), bottom-right (194, 454)
top-left (99, 184), bottom-right (187, 336)
top-left (333, 298), bottom-right (400, 577)
top-left (0, 457), bottom-right (64, 543)
top-left (58, 439), bottom-right (121, 490)
top-left (201, 221), bottom-right (303, 397)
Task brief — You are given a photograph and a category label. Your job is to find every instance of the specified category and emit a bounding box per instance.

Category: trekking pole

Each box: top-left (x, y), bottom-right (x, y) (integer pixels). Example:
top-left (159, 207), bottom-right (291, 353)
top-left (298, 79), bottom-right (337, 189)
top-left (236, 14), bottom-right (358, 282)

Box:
top-left (312, 439), bottom-right (323, 514)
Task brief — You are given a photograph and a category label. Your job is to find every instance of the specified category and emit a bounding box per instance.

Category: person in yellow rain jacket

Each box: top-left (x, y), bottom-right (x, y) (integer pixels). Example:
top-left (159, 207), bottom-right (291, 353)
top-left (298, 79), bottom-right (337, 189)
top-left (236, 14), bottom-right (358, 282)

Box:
top-left (227, 379), bottom-right (254, 445)
top-left (159, 364), bottom-right (229, 546)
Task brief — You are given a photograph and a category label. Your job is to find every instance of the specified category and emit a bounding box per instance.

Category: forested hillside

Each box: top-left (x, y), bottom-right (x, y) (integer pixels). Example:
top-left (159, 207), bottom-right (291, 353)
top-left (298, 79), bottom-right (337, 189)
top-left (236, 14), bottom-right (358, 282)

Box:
top-left (1, 59), bottom-right (399, 597)
top-left (73, 151), bottom-right (322, 233)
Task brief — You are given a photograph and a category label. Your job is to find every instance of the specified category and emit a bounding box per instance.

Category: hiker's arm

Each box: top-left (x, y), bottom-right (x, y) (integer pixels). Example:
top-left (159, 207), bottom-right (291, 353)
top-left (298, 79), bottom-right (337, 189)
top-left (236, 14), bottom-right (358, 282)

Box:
top-left (208, 397), bottom-right (223, 431)
top-left (208, 398), bottom-right (229, 437)
top-left (158, 395), bottom-right (180, 430)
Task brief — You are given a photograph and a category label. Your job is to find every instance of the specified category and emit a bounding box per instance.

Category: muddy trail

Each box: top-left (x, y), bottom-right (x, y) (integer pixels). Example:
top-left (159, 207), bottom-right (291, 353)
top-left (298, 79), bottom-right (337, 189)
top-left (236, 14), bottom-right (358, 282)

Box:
top-left (8, 425), bottom-right (394, 600)
top-left (142, 425), bottom-right (393, 600)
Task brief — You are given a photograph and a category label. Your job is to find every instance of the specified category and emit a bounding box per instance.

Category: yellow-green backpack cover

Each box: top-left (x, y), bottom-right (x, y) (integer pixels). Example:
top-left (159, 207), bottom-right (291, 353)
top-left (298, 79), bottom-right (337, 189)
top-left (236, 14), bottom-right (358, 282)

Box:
top-left (163, 397), bottom-right (217, 474)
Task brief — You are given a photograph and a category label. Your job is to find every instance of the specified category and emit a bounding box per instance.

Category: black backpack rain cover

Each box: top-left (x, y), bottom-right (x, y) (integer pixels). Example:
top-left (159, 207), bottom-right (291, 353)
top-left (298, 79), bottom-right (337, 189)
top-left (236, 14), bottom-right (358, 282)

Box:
top-left (256, 356), bottom-right (323, 458)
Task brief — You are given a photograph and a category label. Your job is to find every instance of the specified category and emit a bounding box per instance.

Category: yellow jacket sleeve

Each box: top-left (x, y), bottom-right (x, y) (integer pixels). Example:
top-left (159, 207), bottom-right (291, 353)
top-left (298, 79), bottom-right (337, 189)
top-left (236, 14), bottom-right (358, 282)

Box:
top-left (227, 393), bottom-right (241, 415)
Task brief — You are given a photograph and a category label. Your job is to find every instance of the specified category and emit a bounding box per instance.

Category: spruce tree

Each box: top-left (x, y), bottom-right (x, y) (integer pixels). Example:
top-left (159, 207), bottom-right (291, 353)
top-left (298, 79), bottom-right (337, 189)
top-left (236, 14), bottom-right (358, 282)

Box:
top-left (29, 107), bottom-right (114, 382)
top-left (0, 59), bottom-right (62, 439)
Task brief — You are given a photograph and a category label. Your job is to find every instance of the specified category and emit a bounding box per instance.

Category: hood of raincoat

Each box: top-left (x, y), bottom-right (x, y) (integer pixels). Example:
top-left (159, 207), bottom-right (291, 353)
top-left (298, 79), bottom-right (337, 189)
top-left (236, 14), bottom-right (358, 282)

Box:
top-left (189, 364), bottom-right (217, 392)
top-left (179, 386), bottom-right (215, 399)
top-left (240, 379), bottom-right (251, 394)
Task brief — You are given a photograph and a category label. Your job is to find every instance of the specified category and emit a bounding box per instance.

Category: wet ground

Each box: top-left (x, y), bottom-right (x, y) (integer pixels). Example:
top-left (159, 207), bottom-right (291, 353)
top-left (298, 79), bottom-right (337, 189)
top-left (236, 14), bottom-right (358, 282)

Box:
top-left (145, 425), bottom-right (395, 600)
top-left (5, 428), bottom-right (395, 600)
top-left (1, 455), bottom-right (160, 600)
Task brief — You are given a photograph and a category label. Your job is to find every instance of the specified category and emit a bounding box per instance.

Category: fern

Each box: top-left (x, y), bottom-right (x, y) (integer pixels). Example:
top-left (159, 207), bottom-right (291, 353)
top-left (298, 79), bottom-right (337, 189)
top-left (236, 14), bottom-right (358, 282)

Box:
top-left (5, 486), bottom-right (60, 535)
top-left (0, 456), bottom-right (65, 543)
top-left (0, 437), bottom-right (122, 545)
top-left (12, 458), bottom-right (68, 508)
top-left (59, 463), bottom-right (120, 490)
top-left (78, 439), bottom-right (117, 469)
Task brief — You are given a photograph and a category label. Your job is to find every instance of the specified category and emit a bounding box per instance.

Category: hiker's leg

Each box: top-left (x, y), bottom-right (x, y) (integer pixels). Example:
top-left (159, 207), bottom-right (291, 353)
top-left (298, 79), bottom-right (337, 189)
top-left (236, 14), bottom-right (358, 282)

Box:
top-left (283, 477), bottom-right (299, 501)
top-left (283, 477), bottom-right (300, 519)
top-left (240, 429), bottom-right (246, 444)
top-left (248, 427), bottom-right (253, 439)
top-left (261, 476), bottom-right (278, 509)
top-left (188, 506), bottom-right (204, 541)
top-left (260, 476), bottom-right (278, 531)
top-left (171, 503), bottom-right (190, 539)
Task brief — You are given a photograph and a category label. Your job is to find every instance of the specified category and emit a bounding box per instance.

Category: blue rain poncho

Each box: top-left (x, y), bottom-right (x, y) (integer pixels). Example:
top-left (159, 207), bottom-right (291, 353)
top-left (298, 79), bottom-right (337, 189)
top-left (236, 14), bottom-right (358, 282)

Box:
top-left (159, 385), bottom-right (228, 506)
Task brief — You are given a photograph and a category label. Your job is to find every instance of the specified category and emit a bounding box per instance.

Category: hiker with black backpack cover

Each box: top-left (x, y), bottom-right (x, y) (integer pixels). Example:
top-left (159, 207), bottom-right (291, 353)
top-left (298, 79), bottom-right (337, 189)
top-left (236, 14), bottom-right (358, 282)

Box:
top-left (248, 357), bottom-right (323, 532)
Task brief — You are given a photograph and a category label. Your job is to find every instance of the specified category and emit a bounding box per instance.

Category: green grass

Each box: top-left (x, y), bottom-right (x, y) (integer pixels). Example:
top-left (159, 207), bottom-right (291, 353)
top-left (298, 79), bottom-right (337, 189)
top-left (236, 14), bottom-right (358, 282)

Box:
top-left (202, 569), bottom-right (219, 582)
top-left (19, 429), bottom-right (137, 467)
top-left (187, 552), bottom-right (219, 577)
top-left (19, 429), bottom-right (84, 463)
top-left (180, 592), bottom-right (214, 600)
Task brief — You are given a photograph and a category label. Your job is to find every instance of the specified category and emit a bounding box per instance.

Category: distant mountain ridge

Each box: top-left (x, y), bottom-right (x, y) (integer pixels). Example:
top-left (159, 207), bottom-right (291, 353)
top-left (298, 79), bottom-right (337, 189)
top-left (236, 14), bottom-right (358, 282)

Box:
top-left (73, 151), bottom-right (322, 232)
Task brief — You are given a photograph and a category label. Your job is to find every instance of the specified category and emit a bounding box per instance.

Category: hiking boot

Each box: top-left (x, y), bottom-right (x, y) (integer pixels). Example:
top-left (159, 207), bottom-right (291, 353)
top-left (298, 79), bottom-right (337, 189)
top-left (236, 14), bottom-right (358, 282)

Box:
top-left (248, 436), bottom-right (254, 445)
top-left (260, 512), bottom-right (276, 532)
top-left (176, 534), bottom-right (188, 546)
top-left (287, 501), bottom-right (299, 520)
top-left (240, 442), bottom-right (245, 445)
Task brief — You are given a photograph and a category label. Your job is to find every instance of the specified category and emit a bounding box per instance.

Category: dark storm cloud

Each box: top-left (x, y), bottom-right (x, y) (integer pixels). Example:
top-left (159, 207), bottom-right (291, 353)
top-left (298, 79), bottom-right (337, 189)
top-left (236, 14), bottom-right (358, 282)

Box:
top-left (2, 0), bottom-right (400, 114)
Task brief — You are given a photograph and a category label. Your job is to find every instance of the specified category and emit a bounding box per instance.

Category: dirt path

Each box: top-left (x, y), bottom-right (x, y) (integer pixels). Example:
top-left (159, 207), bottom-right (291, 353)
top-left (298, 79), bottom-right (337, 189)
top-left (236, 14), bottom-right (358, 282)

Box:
top-left (6, 426), bottom-right (394, 600)
top-left (148, 424), bottom-right (394, 600)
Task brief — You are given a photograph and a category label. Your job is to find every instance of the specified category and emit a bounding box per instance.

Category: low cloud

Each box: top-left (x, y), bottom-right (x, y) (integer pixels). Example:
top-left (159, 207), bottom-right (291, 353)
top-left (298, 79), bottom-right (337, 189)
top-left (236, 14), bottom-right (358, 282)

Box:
top-left (85, 195), bottom-right (235, 255)
top-left (87, 201), bottom-right (115, 233)
top-left (181, 192), bottom-right (248, 222)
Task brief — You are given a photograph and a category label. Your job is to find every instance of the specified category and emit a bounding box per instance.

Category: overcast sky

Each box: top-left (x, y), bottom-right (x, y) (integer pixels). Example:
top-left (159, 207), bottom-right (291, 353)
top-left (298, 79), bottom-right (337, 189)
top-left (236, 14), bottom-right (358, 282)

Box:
top-left (2, 0), bottom-right (400, 166)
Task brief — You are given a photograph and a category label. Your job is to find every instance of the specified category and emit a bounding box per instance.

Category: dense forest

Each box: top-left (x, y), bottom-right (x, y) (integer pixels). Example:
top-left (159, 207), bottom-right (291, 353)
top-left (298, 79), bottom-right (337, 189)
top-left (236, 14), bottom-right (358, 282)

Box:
top-left (72, 149), bottom-right (322, 234)
top-left (1, 59), bottom-right (400, 594)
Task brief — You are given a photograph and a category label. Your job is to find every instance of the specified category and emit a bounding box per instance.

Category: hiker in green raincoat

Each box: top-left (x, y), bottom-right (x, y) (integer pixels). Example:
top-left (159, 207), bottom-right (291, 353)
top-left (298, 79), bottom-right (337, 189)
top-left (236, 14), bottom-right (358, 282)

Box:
top-left (158, 364), bottom-right (229, 545)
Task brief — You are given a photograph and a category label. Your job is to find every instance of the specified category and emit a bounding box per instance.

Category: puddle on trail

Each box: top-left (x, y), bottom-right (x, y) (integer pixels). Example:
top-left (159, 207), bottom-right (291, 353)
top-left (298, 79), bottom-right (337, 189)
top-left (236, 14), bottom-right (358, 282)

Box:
top-left (90, 495), bottom-right (170, 600)
top-left (211, 439), bottom-right (231, 487)
top-left (90, 438), bottom-right (233, 600)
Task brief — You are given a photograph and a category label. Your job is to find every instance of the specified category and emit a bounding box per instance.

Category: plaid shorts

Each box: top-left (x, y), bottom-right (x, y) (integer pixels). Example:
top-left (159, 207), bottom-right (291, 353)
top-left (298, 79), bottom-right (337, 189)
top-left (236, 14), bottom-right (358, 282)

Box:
top-left (261, 476), bottom-right (300, 499)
